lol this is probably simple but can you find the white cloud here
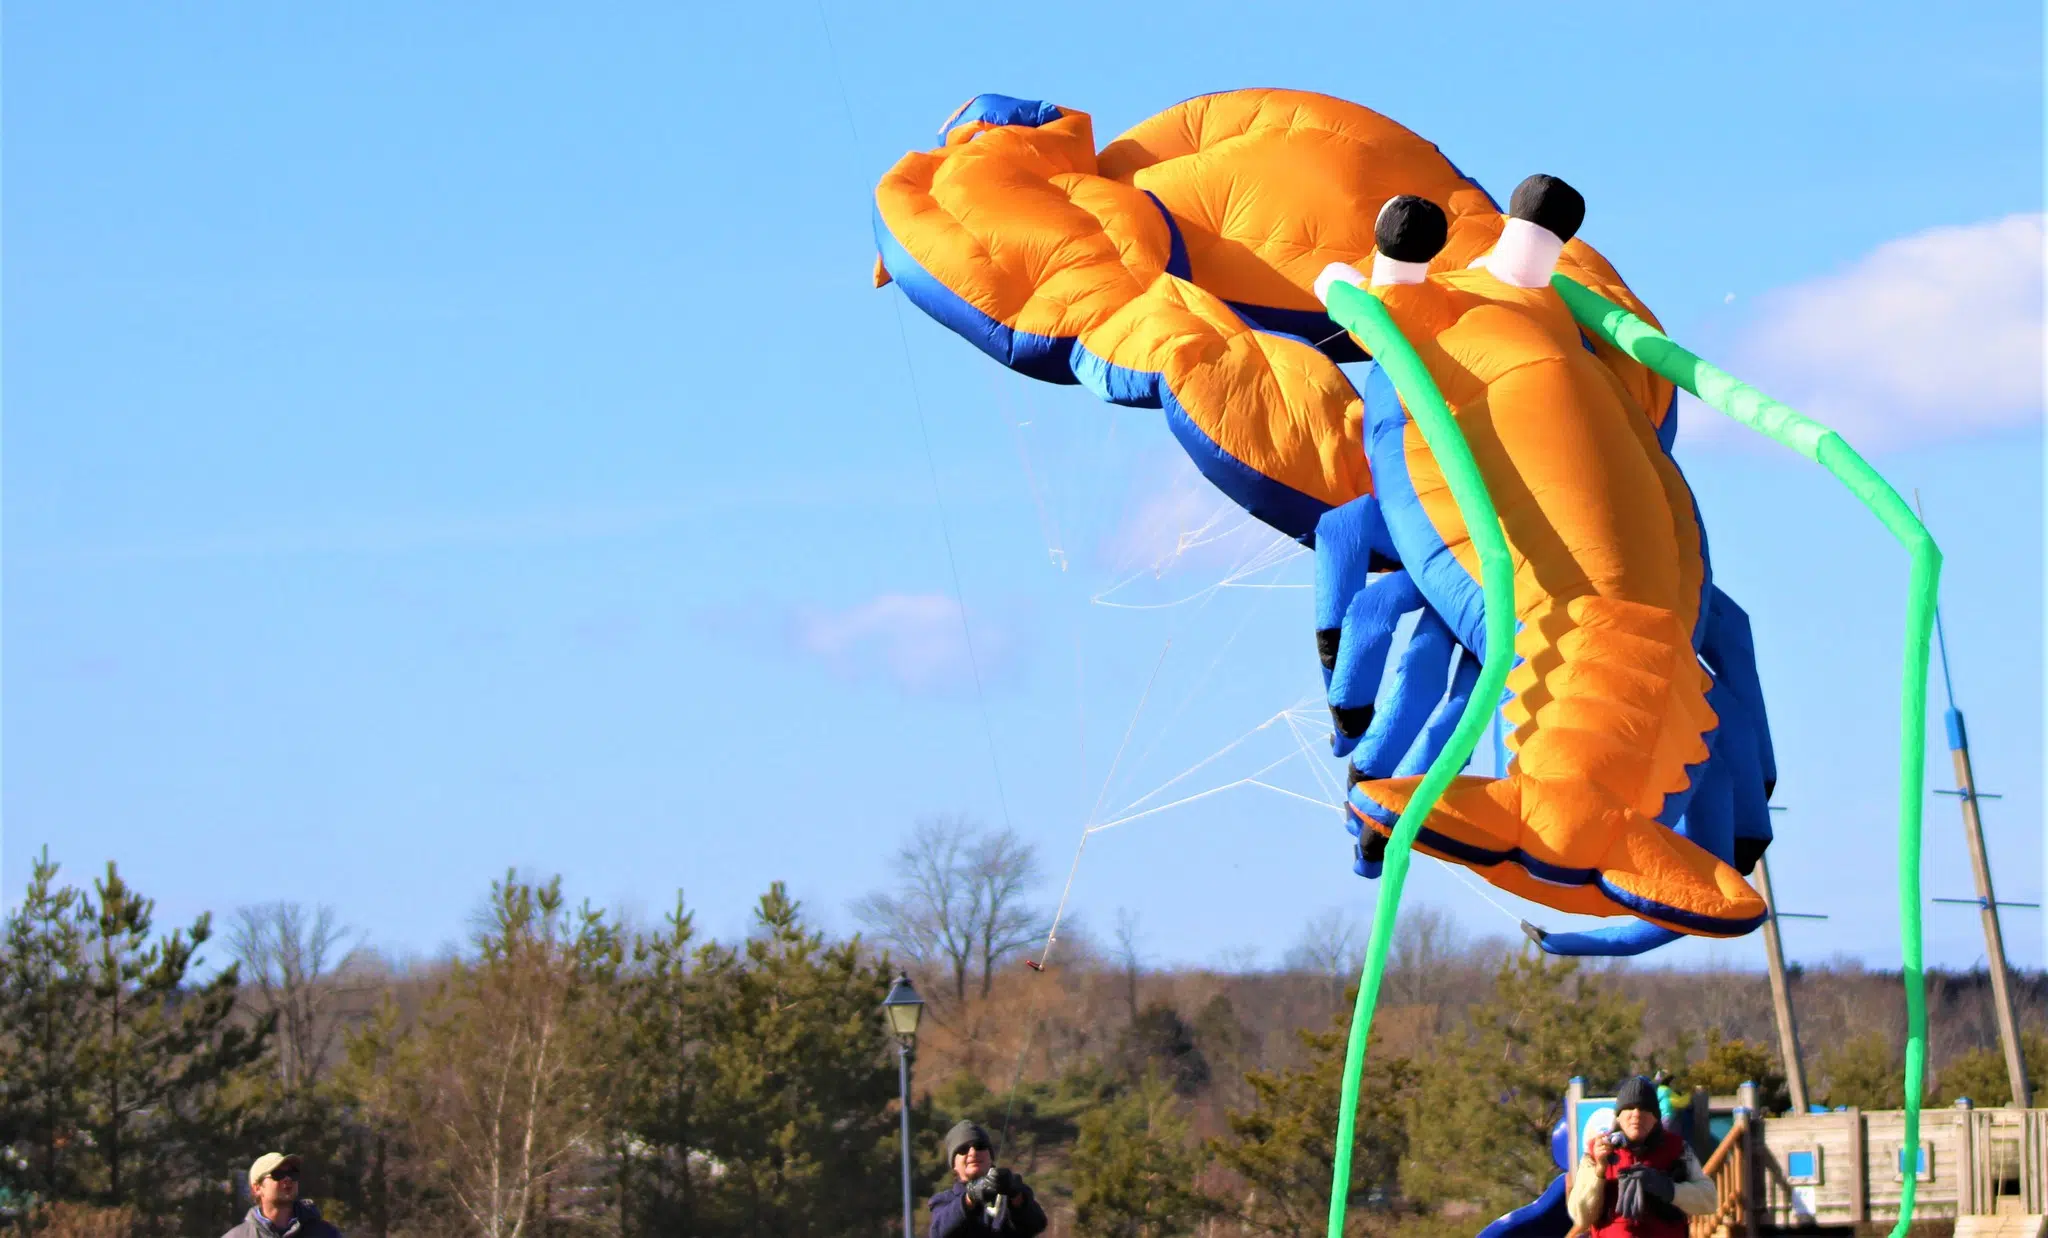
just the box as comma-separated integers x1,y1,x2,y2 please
1677,213,2043,454
789,593,1024,696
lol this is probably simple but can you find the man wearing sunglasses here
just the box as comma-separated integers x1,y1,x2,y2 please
929,1120,1046,1237
220,1153,343,1238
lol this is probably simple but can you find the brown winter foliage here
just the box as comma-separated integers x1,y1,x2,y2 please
3,838,2041,1238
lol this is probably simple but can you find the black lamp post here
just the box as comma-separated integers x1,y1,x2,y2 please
881,972,925,1238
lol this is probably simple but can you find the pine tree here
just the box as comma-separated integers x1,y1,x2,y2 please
688,883,901,1238
75,862,269,1218
1114,1003,1210,1097
615,894,705,1237
0,850,93,1205
1678,1030,1789,1113
1813,1033,1909,1111
332,997,417,1238
1402,951,1643,1215
1070,1073,1206,1238
1933,1032,2048,1108
1208,1005,1414,1238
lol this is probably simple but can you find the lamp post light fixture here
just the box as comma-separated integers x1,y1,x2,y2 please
883,971,925,1042
881,972,925,1238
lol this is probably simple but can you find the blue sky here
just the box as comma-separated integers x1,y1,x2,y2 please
6,2,2043,976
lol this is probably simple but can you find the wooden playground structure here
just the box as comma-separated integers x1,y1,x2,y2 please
1753,1101,2047,1229
1542,539,2042,1238
1715,582,2043,1237
1566,1081,2048,1238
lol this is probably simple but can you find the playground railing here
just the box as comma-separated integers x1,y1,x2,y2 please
1692,1112,1754,1238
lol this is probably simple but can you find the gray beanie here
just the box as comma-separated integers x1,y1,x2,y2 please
942,1119,993,1161
1615,1075,1659,1115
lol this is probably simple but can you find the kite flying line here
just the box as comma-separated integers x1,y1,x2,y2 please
809,2,1020,845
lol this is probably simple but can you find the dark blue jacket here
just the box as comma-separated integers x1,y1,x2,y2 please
929,1179,1048,1238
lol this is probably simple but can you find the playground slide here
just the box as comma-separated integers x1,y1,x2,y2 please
1476,1173,1572,1238
1475,1121,1574,1238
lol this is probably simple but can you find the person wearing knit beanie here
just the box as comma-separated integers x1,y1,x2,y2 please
928,1117,1046,1237
1614,1075,1659,1117
1565,1077,1718,1238
942,1120,993,1164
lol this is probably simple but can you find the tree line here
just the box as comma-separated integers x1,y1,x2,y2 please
1,822,2042,1238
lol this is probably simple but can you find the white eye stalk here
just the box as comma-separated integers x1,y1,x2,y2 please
1484,174,1586,289
1371,253,1430,287
1485,217,1567,288
1314,262,1367,307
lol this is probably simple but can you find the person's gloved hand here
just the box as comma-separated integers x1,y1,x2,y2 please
993,1168,1022,1197
965,1169,1001,1209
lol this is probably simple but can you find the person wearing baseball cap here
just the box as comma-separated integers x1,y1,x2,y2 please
1566,1077,1716,1238
220,1153,342,1238
928,1120,1046,1237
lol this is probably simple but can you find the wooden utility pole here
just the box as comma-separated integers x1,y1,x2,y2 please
1916,495,2031,1109
1753,853,1810,1114
1940,709,2031,1107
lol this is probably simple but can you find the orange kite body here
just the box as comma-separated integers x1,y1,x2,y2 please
872,89,1776,951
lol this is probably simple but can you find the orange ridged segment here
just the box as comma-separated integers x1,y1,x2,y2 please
1354,261,1752,931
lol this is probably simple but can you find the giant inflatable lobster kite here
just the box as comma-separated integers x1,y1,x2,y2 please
871,88,1783,958
870,87,1944,1238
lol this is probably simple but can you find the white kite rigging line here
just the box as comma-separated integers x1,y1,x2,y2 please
1039,696,1335,961
1036,637,1171,970
1031,515,1333,958
992,368,1078,572
1087,749,1329,834
999,375,1312,613
1271,699,1532,933
997,369,1133,578
1115,584,1285,792
1043,684,1526,952
1090,530,1309,610
1112,703,1315,818
1017,399,1324,967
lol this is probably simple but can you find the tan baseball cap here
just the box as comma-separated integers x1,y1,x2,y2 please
248,1153,302,1187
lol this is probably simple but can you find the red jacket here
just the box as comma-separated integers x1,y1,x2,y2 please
1592,1126,1691,1238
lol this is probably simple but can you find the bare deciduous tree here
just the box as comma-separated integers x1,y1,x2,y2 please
1388,902,1463,1007
1284,902,1467,1008
228,902,359,1091
379,873,623,1238
969,826,1042,997
852,816,1045,1001
1283,906,1364,1000
1114,908,1144,1021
